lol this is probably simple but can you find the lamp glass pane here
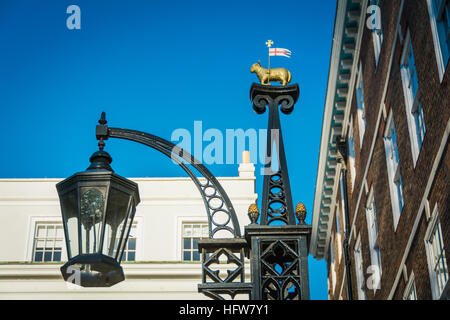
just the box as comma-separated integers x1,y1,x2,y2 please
60,189,79,258
103,188,133,259
80,186,107,254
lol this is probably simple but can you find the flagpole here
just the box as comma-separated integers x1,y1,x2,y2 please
266,40,273,85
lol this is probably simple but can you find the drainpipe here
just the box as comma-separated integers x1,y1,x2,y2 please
337,137,353,300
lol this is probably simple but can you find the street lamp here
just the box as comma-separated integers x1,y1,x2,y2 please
56,146,140,287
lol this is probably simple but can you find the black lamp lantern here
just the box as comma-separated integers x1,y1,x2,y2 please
56,149,140,287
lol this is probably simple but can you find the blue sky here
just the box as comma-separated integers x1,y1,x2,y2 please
0,0,336,299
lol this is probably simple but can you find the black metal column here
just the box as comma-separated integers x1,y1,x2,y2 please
245,83,311,300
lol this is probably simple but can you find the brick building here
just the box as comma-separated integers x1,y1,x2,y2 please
311,0,449,299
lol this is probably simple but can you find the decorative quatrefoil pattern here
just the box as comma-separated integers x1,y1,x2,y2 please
203,248,244,284
260,240,301,300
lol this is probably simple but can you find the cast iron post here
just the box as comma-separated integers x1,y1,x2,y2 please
245,83,311,300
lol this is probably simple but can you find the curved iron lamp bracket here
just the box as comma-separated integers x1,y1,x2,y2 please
95,114,241,239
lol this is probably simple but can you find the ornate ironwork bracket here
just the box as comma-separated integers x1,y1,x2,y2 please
197,238,252,300
95,115,241,239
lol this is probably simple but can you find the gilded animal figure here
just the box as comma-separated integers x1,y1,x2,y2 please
250,61,292,86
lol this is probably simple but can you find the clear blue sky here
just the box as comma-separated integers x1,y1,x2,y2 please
0,0,336,299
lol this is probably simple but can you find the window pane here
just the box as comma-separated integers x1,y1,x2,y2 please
184,238,191,249
34,252,43,262
193,225,201,237
55,240,63,249
37,240,45,248
183,251,191,261
127,252,135,261
44,252,52,262
56,226,64,238
193,251,200,261
37,226,46,238
193,238,199,249
184,224,192,237
46,225,55,238
128,238,136,250
202,225,209,237
53,251,61,262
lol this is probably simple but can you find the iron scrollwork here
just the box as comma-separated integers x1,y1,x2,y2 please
95,113,250,300
97,123,241,239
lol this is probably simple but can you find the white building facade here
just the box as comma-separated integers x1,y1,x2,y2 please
0,159,257,299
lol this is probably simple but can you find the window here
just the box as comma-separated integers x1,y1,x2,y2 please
330,233,337,293
370,0,384,66
339,171,347,235
32,223,64,262
356,63,366,145
354,236,366,300
400,31,426,166
403,273,418,300
365,188,382,282
427,0,450,81
425,207,449,299
335,203,343,263
384,111,405,230
121,224,137,262
182,223,208,262
336,205,341,235
348,117,357,190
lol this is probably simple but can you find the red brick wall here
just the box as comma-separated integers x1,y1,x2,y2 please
328,0,449,300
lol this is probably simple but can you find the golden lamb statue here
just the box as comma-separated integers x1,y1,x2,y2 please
250,61,292,86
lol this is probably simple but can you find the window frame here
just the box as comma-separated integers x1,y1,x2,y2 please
335,203,343,263
181,221,209,262
403,272,418,300
365,187,382,280
26,217,67,262
370,0,384,67
356,62,367,146
383,110,405,231
354,234,367,300
348,117,357,191
400,30,427,167
426,0,450,82
120,222,138,262
424,205,449,299
330,232,337,294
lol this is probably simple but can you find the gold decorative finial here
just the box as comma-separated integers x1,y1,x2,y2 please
265,39,274,48
248,203,260,224
295,202,307,225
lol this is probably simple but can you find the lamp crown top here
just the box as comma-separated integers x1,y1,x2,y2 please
86,150,113,172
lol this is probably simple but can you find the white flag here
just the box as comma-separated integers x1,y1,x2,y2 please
269,48,291,58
